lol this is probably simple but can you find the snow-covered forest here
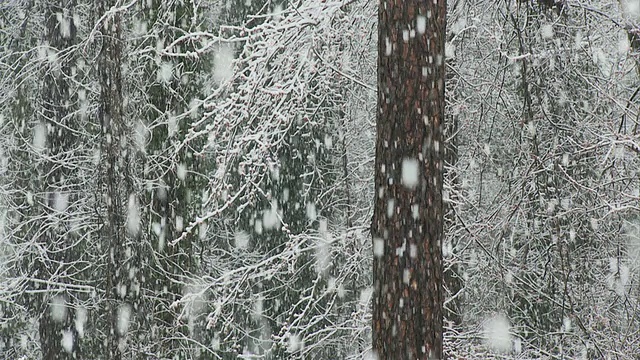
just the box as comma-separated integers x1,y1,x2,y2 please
1,0,640,358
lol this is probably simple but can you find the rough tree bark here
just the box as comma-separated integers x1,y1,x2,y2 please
372,0,446,359
443,0,463,327
39,1,80,358
95,5,130,359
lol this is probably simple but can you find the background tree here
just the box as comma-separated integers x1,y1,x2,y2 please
36,2,82,357
446,0,640,357
0,1,96,358
122,1,215,356
172,1,377,358
3,0,640,359
93,1,134,358
443,0,465,328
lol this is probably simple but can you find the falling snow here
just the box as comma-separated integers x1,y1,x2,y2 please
401,158,420,189
126,193,140,236
254,218,263,234
373,238,384,258
386,198,395,217
622,0,640,17
315,236,331,274
324,134,333,149
445,41,455,59
483,314,512,353
540,24,554,39
56,13,72,39
234,230,250,249
75,307,87,338
53,192,69,212
134,121,149,152
157,62,173,84
213,46,235,84
33,123,47,152
262,202,280,230
416,15,426,34
177,163,187,181
607,257,630,296
117,304,132,336
358,287,373,310
287,333,303,353
306,202,317,221
61,330,74,353
49,296,67,323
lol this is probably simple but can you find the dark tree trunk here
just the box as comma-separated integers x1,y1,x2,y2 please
443,5,463,326
135,2,208,356
39,1,80,358
95,5,128,360
372,0,446,359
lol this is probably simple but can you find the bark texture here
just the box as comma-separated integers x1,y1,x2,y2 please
372,0,446,358
95,5,129,359
39,1,80,358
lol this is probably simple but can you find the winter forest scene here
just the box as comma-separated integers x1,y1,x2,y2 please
3,0,640,358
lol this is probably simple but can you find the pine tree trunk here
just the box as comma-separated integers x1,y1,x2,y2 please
372,0,446,358
95,5,128,359
39,1,80,358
